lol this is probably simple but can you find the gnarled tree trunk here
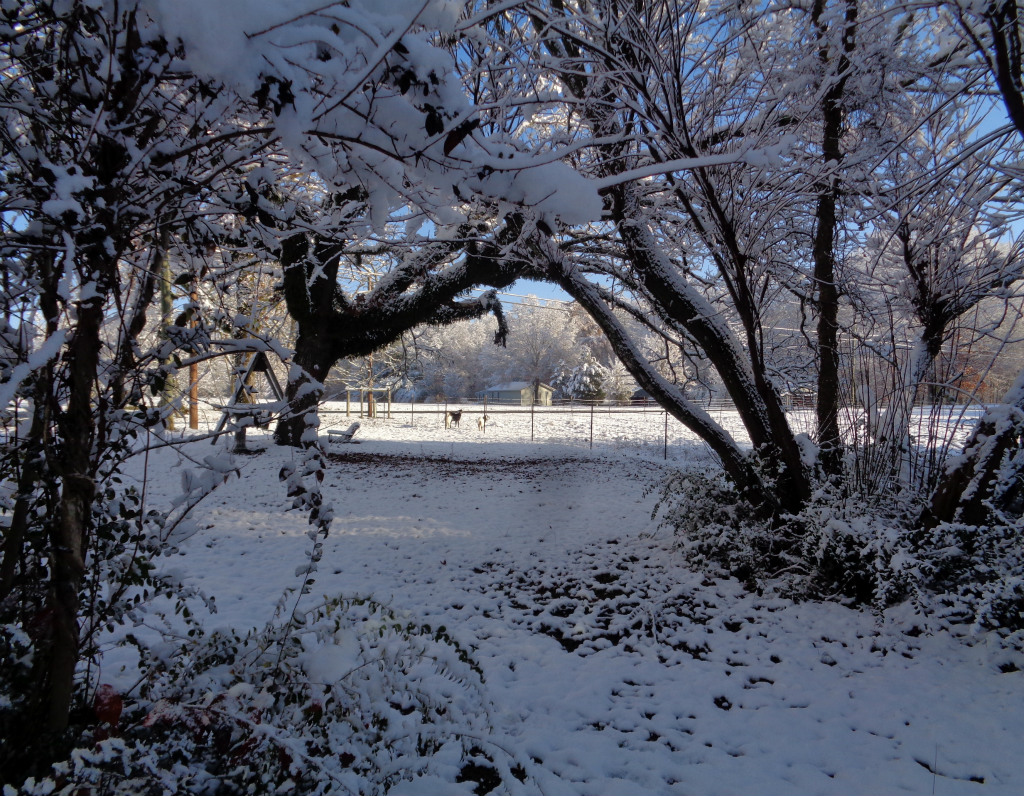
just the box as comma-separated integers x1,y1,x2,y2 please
922,368,1024,528
274,225,522,447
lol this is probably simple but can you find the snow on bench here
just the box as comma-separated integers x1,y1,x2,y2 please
327,421,360,443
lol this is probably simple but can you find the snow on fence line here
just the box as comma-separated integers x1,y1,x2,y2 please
157,399,983,465
320,400,683,458
310,400,984,463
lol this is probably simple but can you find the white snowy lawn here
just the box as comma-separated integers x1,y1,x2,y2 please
113,404,1024,795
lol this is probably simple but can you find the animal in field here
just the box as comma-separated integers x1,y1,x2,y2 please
477,414,489,431
445,409,462,429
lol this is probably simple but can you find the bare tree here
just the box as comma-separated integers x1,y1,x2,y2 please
914,0,1024,526
471,0,1024,537
1,0,609,774
272,222,524,446
0,1,281,769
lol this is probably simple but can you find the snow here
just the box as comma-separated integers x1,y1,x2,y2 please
107,404,1024,795
40,164,94,220
144,0,336,89
301,632,361,683
0,330,66,409
475,162,604,226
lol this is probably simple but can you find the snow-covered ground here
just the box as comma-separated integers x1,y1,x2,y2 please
108,406,1024,795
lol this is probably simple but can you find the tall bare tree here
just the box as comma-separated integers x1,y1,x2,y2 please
466,0,1024,536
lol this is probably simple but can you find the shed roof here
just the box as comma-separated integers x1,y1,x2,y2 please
481,381,552,392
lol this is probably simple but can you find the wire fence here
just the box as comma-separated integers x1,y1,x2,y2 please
163,391,987,468
316,397,985,465
320,399,750,461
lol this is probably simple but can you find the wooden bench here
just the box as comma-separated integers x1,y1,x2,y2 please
327,421,360,443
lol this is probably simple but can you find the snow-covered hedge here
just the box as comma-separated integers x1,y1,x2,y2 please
653,467,1024,646
13,595,508,796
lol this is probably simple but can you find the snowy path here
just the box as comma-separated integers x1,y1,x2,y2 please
121,419,1024,796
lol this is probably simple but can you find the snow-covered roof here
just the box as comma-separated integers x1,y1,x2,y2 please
480,381,553,392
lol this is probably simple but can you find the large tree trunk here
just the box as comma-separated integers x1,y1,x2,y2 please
273,233,343,448
274,328,336,448
811,0,857,477
608,186,813,516
40,294,102,736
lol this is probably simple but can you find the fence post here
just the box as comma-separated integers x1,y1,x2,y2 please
590,402,594,450
346,390,350,418
664,410,668,460
531,400,535,442
483,396,487,434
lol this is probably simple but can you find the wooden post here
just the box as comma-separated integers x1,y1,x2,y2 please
346,390,350,417
387,388,391,419
189,365,199,429
234,424,248,453
483,396,487,434
189,287,199,430
590,402,594,450
157,228,175,431
367,345,374,417
531,399,535,442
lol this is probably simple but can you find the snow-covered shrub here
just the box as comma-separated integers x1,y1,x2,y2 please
0,407,213,782
654,467,1024,640
902,517,1024,642
651,469,772,586
785,502,1024,637
784,487,909,606
655,467,911,603
14,595,500,796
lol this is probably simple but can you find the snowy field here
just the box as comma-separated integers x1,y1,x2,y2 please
107,405,1024,795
